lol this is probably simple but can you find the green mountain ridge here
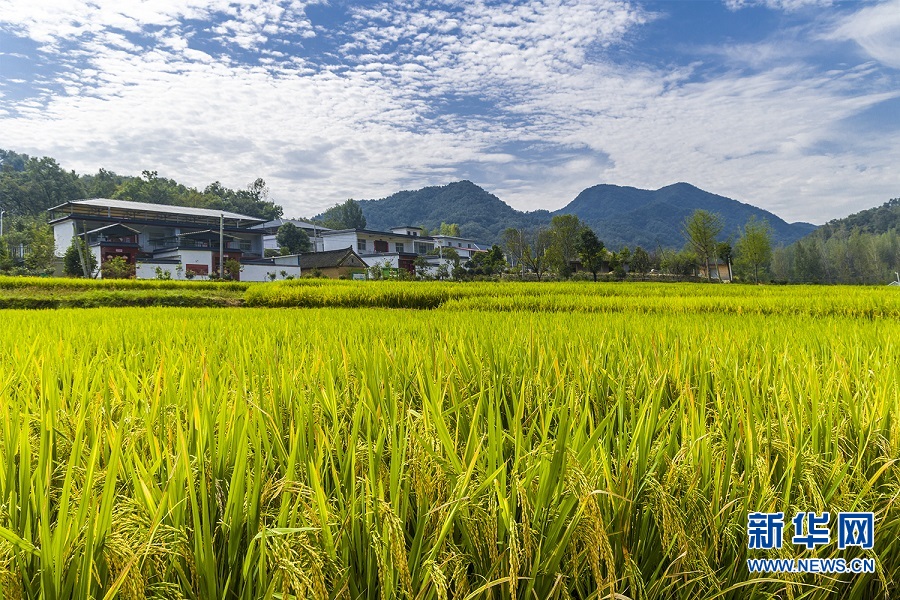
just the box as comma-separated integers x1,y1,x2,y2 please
803,197,900,242
354,180,817,249
356,181,550,243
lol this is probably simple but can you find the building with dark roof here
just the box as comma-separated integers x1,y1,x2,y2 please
49,198,301,281
298,247,368,279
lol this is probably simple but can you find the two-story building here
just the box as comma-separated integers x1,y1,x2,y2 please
320,226,439,272
48,198,302,281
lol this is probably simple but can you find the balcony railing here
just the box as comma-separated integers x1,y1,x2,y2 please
150,239,244,251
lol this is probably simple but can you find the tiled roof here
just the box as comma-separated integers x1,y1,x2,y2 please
298,247,366,269
53,198,262,222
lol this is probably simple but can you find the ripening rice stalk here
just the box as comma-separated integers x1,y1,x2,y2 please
0,281,896,599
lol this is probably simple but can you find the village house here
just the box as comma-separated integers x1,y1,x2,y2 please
298,247,368,279
48,198,302,281
319,226,483,274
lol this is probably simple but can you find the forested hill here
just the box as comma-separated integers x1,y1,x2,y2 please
770,196,900,285
356,181,550,242
358,180,816,248
560,182,817,250
804,197,900,241
0,148,283,221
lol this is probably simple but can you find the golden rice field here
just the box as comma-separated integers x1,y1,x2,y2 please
0,281,898,599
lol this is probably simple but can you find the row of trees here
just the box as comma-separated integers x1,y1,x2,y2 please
1,150,283,220
772,229,900,284
498,210,774,283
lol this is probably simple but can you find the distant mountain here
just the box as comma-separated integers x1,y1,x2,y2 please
356,181,549,243
354,180,816,249
804,197,900,242
558,182,817,250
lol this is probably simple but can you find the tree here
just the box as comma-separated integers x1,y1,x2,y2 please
83,168,123,198
429,245,460,266
223,258,243,281
631,246,651,276
661,249,698,276
276,222,311,255
435,262,450,280
24,223,55,273
617,247,631,278
576,229,605,281
64,237,97,277
413,255,431,279
319,199,366,230
547,214,585,278
684,209,723,281
102,256,135,279
467,244,506,276
734,217,772,284
794,239,825,283
0,236,12,271
439,222,461,236
502,227,527,279
522,226,552,280
717,242,734,281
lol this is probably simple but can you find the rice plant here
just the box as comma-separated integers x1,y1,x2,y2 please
0,284,897,599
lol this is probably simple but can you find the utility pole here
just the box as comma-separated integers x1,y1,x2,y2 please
219,213,224,278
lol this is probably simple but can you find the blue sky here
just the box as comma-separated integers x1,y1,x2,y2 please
0,0,897,223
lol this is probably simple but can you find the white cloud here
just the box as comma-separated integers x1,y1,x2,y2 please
829,0,900,69
0,0,897,225
724,0,833,11
0,0,321,49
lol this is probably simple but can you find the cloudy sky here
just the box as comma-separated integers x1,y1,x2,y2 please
0,0,897,223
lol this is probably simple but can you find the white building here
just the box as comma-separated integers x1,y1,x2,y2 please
430,235,480,260
251,218,331,253
318,226,483,275
48,198,302,281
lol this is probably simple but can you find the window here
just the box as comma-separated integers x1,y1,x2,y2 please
374,240,389,252
358,238,367,251
396,243,404,253
416,243,429,254
467,243,472,249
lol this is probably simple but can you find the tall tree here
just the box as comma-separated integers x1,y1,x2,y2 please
734,217,772,284
319,199,366,230
23,223,56,273
276,222,312,255
684,209,723,281
64,237,97,277
577,229,605,281
502,227,527,279
439,222,461,236
631,246,651,276
547,214,586,278
522,226,552,281
83,168,123,198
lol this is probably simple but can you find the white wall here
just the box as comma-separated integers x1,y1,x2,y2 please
322,232,358,252
135,262,182,280
361,253,399,268
53,221,76,257
242,264,301,282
